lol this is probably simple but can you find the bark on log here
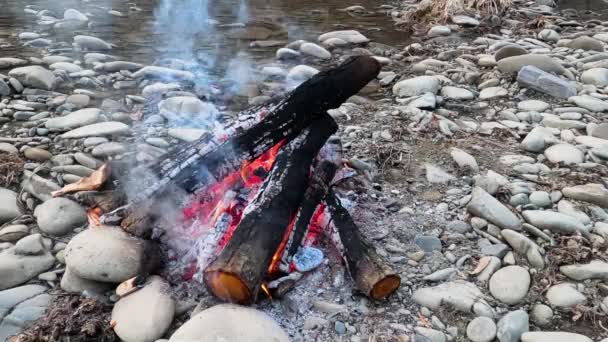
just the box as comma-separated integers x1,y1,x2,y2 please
204,114,338,304
126,56,381,206
324,191,401,300
283,137,343,263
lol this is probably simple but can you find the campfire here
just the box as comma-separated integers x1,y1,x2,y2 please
82,56,400,305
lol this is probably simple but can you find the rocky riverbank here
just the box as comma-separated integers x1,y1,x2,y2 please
1,0,608,341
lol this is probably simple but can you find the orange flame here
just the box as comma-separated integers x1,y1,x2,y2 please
87,207,103,227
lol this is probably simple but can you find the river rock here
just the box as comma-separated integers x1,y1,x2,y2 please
546,283,586,307
592,123,608,140
23,147,52,162
489,266,530,305
64,8,88,21
276,48,300,60
112,276,175,342
20,171,60,202
501,229,545,269
300,42,331,59
412,281,485,312
451,15,479,26
570,95,608,112
98,61,143,72
60,266,112,294
518,100,549,112
497,310,529,342
581,68,608,86
562,183,608,208
45,108,100,131
497,55,566,74
8,66,55,90
450,147,479,173
544,144,584,165
466,317,496,342
530,304,553,326
74,35,112,50
50,62,82,73
393,76,439,97
517,66,576,99
132,66,194,81
15,234,44,255
34,198,87,236
0,143,17,154
428,26,451,37
560,260,608,280
0,225,29,242
0,188,23,224
538,29,560,42
0,58,27,69
287,65,319,82
92,142,126,157
158,96,218,125
61,122,130,138
521,332,591,342
0,284,46,319
425,163,454,183
169,304,289,342
0,246,54,290
0,292,51,341
479,87,507,99
467,187,521,230
318,30,369,44
557,200,591,224
65,226,159,283
568,36,604,52
167,128,205,142
415,327,447,342
522,210,587,235
441,86,474,100
495,45,528,61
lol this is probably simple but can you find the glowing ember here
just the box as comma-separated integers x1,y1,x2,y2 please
87,207,103,227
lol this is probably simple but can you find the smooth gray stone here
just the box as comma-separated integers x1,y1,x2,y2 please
517,66,576,99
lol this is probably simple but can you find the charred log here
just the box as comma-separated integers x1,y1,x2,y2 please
204,114,338,304
282,137,343,263
324,191,401,300
126,56,381,206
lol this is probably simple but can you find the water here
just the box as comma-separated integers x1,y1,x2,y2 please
0,0,404,78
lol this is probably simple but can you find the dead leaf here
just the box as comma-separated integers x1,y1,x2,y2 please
109,320,117,328
116,277,138,297
52,163,110,197
469,256,491,275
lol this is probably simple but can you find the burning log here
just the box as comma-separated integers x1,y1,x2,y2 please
282,137,343,264
324,191,401,300
125,55,381,205
204,114,338,304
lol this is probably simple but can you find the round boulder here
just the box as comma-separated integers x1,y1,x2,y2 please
34,198,87,236
169,304,289,342
568,36,604,52
489,266,530,305
581,68,608,87
466,317,497,342
65,226,160,283
112,276,175,342
544,144,584,165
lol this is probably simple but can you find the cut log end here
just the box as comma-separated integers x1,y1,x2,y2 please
204,271,253,304
369,274,401,300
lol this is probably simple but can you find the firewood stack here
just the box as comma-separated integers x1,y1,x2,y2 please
108,55,401,304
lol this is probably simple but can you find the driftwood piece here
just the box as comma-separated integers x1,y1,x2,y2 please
204,114,338,304
324,191,401,300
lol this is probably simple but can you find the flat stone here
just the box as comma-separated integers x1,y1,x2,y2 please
20,171,60,202
497,310,529,342
467,187,521,231
0,284,46,319
158,97,218,125
167,128,206,142
393,76,440,97
441,86,475,100
557,200,591,225
501,229,545,269
546,283,586,307
560,260,608,280
581,68,608,86
112,276,175,342
45,108,100,131
0,225,29,242
15,234,44,255
23,147,52,162
65,226,159,283
428,26,451,37
450,148,479,173
570,95,608,112
498,55,566,75
318,30,369,44
300,43,331,59
8,66,55,90
529,191,551,207
522,210,587,235
466,317,496,342
74,35,112,50
538,29,560,42
517,66,576,99
132,66,194,81
92,142,126,157
412,281,485,312
61,122,130,139
521,332,591,342
169,304,289,342
495,45,528,62
518,100,549,112
414,235,442,253
489,266,530,305
34,198,87,236
0,143,18,154
479,87,508,100
568,36,604,51
0,293,50,341
562,183,608,208
287,65,319,82
425,163,454,183
50,62,82,73
415,327,447,342
0,188,23,224
451,15,479,26
544,144,584,165
0,246,54,290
